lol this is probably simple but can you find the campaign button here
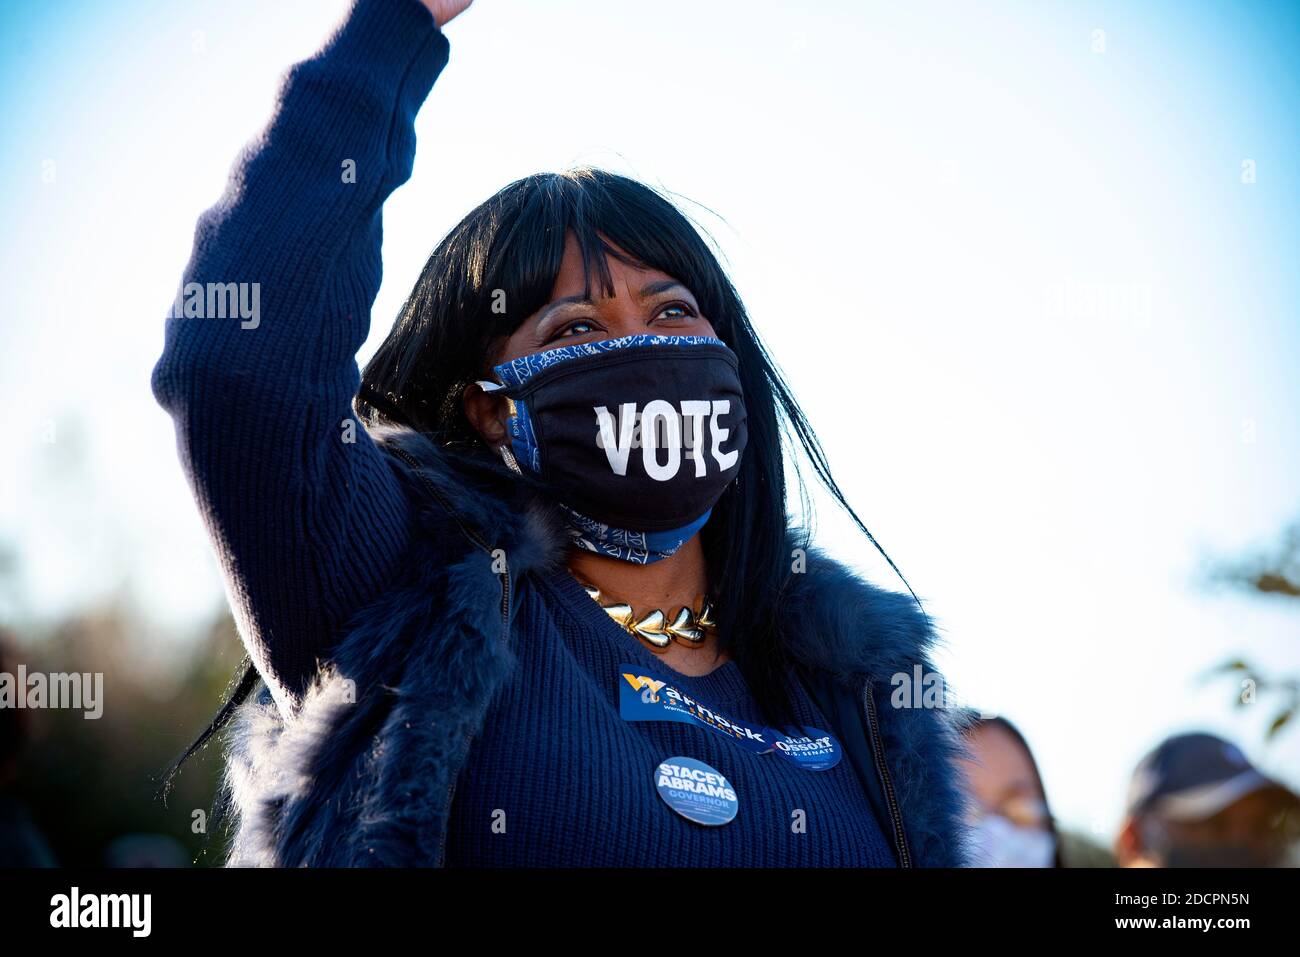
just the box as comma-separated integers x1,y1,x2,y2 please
769,727,843,771
654,756,738,826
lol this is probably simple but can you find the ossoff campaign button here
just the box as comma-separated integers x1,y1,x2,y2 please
655,757,739,826
769,727,843,771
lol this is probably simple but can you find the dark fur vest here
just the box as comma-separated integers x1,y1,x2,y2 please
222,427,973,867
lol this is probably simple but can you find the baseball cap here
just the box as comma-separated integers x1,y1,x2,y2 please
1126,732,1297,822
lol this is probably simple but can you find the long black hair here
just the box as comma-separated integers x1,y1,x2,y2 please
165,167,920,795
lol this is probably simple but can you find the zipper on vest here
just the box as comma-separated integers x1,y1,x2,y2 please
862,678,913,867
385,445,513,867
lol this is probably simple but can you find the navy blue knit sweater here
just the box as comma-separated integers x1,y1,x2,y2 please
153,0,441,707
153,0,896,866
446,566,895,866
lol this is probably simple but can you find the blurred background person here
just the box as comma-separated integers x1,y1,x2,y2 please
960,714,1115,867
960,715,1062,867
1116,731,1300,867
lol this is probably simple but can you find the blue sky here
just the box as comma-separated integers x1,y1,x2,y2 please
2,0,1298,840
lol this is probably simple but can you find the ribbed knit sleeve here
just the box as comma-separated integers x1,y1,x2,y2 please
150,0,451,713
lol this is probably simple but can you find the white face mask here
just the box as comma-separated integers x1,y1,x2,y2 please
968,814,1057,868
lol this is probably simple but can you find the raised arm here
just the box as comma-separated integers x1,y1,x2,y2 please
151,0,468,713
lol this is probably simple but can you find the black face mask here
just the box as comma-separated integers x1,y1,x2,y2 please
478,336,747,553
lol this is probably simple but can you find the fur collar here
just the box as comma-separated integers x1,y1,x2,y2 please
223,427,971,867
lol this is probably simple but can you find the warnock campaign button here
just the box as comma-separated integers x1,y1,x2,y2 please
769,727,843,771
620,665,773,755
655,757,739,826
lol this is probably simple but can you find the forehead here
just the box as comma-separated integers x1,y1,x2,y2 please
962,723,1044,801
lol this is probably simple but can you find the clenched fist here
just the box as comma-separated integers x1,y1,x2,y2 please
420,0,474,28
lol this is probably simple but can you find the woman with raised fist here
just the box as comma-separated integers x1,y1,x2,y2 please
154,0,969,867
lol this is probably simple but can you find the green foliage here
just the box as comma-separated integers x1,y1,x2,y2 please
1208,520,1300,741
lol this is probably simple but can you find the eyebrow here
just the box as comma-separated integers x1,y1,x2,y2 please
535,279,690,327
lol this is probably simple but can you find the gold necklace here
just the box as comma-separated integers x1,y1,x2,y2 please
574,578,717,653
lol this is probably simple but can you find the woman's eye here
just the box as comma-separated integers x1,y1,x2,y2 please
559,319,595,337
657,302,695,321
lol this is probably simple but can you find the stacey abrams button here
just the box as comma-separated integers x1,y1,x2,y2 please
655,757,738,826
